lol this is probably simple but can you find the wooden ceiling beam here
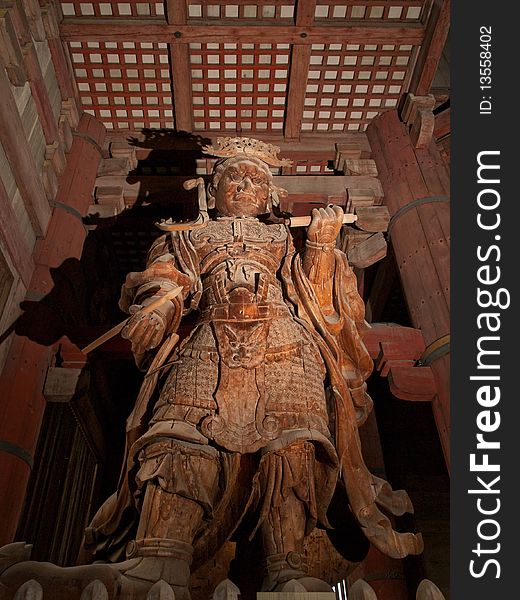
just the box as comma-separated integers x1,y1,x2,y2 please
295,0,317,27
169,43,193,132
284,45,311,141
165,1,193,132
165,0,187,26
104,130,369,151
284,1,315,141
60,21,425,45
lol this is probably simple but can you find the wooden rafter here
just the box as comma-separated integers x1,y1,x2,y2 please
60,21,425,45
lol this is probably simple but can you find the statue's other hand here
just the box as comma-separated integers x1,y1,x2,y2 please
121,308,168,354
307,204,344,246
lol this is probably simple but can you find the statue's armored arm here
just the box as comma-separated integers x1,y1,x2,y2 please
120,233,192,357
301,205,345,313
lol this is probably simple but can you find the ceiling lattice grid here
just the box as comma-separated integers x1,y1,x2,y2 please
70,41,174,130
60,0,426,21
313,1,424,21
60,0,430,135
61,1,164,17
190,42,290,133
302,42,416,133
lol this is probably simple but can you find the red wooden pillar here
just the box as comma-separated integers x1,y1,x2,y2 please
0,113,105,545
366,110,450,468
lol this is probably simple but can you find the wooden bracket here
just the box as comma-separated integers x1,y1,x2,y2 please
0,8,27,86
363,324,438,401
400,93,436,149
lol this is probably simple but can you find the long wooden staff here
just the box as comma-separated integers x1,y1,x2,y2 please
286,213,357,227
81,286,183,354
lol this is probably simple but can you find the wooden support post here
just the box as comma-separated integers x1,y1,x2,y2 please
0,336,52,546
0,114,105,546
36,113,105,265
367,110,450,468
400,93,436,149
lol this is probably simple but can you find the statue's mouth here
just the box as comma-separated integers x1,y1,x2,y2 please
233,193,259,203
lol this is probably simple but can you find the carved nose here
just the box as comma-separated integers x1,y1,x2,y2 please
237,177,253,192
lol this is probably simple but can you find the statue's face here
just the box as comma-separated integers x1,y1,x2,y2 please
214,159,271,217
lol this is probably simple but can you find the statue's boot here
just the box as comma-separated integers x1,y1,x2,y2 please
111,457,216,600
259,442,335,593
114,538,193,600
260,442,332,592
261,553,334,593
262,552,307,591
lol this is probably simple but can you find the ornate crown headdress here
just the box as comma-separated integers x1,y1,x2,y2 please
202,137,293,167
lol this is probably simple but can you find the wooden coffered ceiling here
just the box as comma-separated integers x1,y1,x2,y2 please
58,0,450,140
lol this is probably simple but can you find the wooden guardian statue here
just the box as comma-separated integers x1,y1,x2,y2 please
0,138,423,599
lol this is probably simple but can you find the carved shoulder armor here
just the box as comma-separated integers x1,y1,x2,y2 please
190,219,287,248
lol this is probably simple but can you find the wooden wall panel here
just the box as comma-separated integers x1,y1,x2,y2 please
0,142,36,254
34,39,62,125
0,65,50,237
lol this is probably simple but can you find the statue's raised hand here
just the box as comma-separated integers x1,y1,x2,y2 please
307,205,344,247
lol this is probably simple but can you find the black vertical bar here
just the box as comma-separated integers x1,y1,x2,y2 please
452,1,516,597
